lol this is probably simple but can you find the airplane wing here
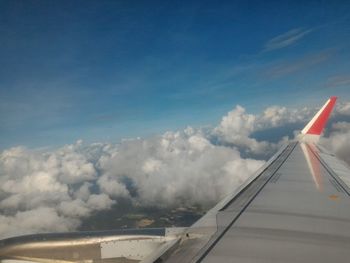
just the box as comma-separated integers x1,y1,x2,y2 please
1,96,350,263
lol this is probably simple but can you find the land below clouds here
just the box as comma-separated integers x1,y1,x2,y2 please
79,198,206,231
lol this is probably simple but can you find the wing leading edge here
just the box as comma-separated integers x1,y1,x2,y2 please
1,97,350,263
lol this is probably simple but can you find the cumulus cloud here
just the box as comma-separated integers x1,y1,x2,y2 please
0,143,119,238
257,106,312,129
0,128,266,238
336,101,350,116
213,104,313,156
214,105,272,155
321,122,350,166
99,130,264,207
1,100,349,239
0,207,80,238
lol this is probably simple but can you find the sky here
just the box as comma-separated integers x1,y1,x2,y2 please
2,0,350,239
1,0,350,148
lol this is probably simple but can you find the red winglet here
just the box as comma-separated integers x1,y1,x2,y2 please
301,96,337,135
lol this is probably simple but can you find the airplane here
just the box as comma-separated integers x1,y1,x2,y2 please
1,96,349,263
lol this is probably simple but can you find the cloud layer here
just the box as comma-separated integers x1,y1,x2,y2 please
1,101,350,238
0,130,264,238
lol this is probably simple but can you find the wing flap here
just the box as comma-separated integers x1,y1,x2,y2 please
0,228,184,263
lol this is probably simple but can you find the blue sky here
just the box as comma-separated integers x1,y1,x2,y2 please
1,0,350,149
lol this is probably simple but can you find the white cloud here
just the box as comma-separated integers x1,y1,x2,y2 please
86,194,115,211
0,207,79,238
213,104,313,155
257,106,312,129
74,182,93,201
336,102,350,116
321,122,350,165
59,199,91,218
97,130,265,207
0,142,122,238
0,129,266,238
214,105,270,155
97,176,130,198
142,158,163,173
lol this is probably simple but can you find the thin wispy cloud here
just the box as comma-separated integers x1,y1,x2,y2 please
263,28,312,52
263,48,334,78
326,75,350,88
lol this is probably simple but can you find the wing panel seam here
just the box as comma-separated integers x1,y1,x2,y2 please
194,142,298,263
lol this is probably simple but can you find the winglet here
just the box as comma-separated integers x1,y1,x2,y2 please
301,96,337,136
